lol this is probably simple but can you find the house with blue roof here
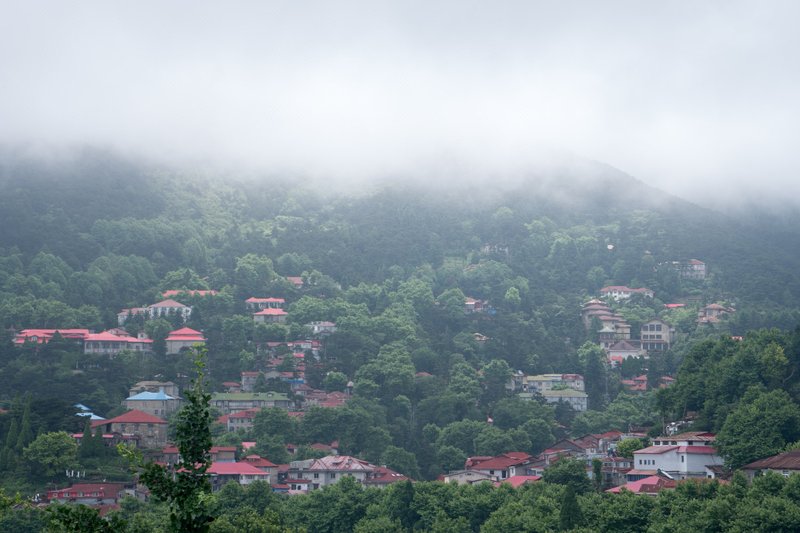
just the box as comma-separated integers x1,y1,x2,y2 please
122,390,182,418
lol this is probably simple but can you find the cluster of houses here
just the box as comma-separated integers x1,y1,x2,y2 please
582,279,735,366
509,373,589,412
442,430,726,495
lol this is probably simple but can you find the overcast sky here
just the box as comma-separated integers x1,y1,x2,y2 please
1,1,799,205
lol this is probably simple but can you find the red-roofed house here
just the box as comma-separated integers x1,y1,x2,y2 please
84,330,152,355
621,375,649,393
464,452,532,481
289,455,382,490
494,475,541,488
286,276,304,288
13,328,91,346
362,466,410,487
607,474,676,495
633,432,722,480
246,297,286,311
92,410,168,448
147,299,192,320
47,482,128,505
243,454,279,478
208,462,271,490
253,308,288,324
165,327,206,355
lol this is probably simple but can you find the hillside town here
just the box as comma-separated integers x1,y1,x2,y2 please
5,255,771,517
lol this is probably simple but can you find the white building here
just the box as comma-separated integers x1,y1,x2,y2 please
633,432,722,480
535,389,588,412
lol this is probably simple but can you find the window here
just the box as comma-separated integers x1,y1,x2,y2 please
681,456,685,463
330,473,336,479
314,473,319,479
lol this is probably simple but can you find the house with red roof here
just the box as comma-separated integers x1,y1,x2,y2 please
621,375,649,393
91,409,168,449
13,328,91,346
286,276,304,289
47,482,128,505
494,475,541,488
633,432,721,480
606,474,677,495
253,308,288,324
243,454,279,478
165,327,206,355
84,330,153,356
362,466,410,488
464,452,532,481
246,297,286,311
287,455,406,490
208,461,271,490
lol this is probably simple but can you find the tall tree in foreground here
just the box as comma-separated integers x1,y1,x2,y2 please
125,346,214,532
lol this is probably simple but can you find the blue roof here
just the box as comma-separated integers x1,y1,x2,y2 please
76,412,106,421
126,391,176,401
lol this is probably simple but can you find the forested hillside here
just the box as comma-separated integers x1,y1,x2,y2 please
2,149,800,531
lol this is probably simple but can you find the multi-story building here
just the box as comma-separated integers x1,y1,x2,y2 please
165,327,206,355
640,319,675,352
91,409,168,449
632,432,722,480
123,390,181,418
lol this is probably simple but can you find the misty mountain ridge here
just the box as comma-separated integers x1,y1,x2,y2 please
1,145,799,309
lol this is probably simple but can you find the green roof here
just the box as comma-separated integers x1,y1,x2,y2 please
540,389,588,398
211,392,290,401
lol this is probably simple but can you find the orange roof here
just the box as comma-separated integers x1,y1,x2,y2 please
254,308,288,316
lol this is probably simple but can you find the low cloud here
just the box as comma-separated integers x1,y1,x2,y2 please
1,1,799,206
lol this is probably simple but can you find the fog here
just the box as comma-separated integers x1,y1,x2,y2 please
1,1,799,207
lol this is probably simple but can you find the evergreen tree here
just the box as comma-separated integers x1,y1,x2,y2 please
559,485,582,531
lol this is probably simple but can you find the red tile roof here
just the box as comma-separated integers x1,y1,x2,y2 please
466,452,532,470
93,409,166,427
607,475,676,494
165,327,206,342
254,308,288,316
207,462,270,476
150,299,189,308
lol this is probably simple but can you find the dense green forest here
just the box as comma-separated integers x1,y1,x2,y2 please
2,148,800,531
